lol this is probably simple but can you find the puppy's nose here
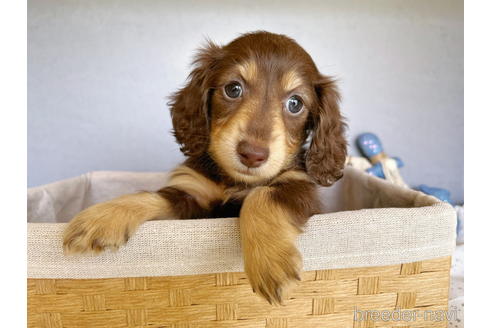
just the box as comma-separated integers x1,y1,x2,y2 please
237,140,269,168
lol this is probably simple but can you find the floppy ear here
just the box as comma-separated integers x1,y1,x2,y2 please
169,42,224,157
306,76,347,186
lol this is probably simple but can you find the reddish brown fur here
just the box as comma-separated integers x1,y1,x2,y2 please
170,31,346,186
63,31,347,305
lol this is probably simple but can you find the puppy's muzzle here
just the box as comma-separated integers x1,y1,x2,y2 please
237,140,269,168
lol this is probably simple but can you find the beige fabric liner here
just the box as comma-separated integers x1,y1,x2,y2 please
27,167,456,279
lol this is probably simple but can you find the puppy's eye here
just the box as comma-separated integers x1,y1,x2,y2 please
286,95,303,114
224,82,243,99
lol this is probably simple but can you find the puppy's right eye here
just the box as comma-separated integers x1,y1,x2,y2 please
224,82,243,99
286,95,304,114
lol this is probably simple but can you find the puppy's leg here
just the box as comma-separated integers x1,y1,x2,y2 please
63,166,224,254
63,192,172,254
240,171,320,305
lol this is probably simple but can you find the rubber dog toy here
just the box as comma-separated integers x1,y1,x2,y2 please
356,133,404,179
355,132,454,204
366,158,404,179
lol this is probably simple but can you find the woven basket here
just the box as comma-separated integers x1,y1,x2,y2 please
27,167,456,328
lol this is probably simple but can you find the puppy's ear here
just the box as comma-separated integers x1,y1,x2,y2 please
306,76,347,186
169,41,224,157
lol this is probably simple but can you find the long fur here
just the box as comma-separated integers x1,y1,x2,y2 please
63,31,347,305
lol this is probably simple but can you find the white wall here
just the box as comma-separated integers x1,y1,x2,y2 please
28,0,464,203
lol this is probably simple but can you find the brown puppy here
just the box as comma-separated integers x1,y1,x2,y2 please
63,31,347,305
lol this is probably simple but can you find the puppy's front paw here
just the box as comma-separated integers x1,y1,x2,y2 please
244,242,302,305
63,202,138,254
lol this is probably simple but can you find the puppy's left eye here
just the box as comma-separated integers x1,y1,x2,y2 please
286,95,304,114
224,82,243,99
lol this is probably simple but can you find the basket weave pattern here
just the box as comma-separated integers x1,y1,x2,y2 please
28,256,451,328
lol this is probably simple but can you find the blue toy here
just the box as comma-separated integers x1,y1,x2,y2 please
366,159,404,178
357,132,384,159
356,132,453,204
356,133,404,179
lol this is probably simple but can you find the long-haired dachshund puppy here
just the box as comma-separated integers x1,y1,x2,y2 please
63,31,347,305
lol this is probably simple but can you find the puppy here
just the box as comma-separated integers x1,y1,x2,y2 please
63,31,347,305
